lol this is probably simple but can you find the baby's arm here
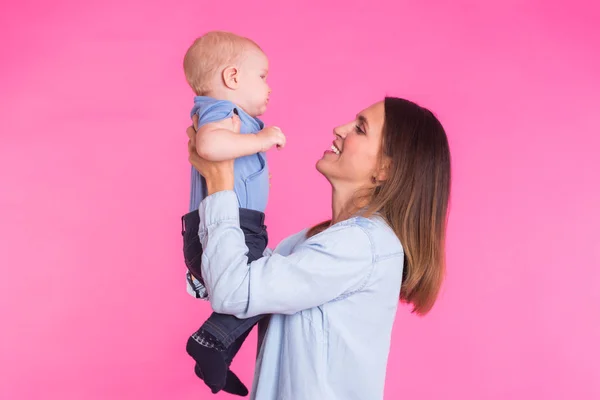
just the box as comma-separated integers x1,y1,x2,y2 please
196,118,285,161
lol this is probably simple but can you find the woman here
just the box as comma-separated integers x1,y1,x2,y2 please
187,97,451,399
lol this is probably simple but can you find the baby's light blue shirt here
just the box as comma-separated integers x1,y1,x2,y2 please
189,96,269,213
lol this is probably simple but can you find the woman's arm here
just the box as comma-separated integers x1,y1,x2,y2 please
185,246,274,300
185,121,372,317
199,191,374,318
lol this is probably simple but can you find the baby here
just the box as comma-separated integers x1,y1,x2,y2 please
181,31,285,395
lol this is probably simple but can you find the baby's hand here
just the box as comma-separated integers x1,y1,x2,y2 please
257,126,286,152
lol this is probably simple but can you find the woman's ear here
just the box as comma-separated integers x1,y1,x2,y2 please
375,156,392,182
222,66,239,89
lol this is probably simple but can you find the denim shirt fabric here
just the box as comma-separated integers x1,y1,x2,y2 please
196,191,405,400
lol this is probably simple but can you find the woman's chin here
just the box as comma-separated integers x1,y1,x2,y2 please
315,158,328,175
316,157,337,181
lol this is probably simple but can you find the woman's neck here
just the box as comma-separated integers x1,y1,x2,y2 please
331,184,369,225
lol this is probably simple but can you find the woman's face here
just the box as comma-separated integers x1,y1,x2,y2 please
316,101,385,190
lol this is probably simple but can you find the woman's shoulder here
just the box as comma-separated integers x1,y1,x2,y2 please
273,228,310,256
339,215,404,260
302,215,404,260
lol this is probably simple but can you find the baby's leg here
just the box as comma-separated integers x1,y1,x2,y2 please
193,206,268,346
186,207,269,395
181,210,205,297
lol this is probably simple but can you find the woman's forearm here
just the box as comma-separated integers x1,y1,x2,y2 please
205,172,235,196
198,191,376,318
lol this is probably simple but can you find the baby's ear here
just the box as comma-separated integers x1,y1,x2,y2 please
222,66,239,89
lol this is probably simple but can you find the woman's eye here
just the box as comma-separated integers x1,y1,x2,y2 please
355,125,365,134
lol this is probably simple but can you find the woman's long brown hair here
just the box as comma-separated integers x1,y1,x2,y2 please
307,97,451,315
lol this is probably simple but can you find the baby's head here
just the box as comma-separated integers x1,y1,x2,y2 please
184,31,270,117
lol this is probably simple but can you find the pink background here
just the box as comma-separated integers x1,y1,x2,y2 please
1,0,599,399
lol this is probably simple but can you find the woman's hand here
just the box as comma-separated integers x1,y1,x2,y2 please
187,114,236,195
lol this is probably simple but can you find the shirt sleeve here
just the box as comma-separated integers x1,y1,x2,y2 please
185,248,274,300
199,191,375,318
192,99,238,128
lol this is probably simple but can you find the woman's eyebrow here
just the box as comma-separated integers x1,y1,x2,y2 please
357,115,369,130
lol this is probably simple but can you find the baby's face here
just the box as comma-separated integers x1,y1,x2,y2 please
235,49,271,117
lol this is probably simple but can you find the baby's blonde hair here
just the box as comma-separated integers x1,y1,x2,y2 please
183,31,262,96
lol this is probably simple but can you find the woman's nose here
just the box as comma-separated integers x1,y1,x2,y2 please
333,124,346,139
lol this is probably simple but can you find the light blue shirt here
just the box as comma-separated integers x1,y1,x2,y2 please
197,191,405,400
189,96,269,212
